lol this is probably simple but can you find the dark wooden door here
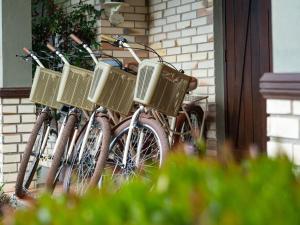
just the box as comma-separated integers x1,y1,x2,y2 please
224,0,272,151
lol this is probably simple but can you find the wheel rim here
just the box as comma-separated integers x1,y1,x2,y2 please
104,123,163,184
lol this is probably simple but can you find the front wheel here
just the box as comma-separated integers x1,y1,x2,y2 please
102,117,169,184
15,111,50,198
45,113,77,192
63,114,111,194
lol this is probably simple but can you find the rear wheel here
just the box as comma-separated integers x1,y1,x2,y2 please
63,114,111,194
174,104,206,149
101,117,169,184
15,111,49,198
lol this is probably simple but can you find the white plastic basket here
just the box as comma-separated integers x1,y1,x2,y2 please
57,64,95,111
88,61,136,115
134,60,191,117
29,66,63,109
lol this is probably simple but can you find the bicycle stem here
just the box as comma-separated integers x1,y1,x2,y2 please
122,42,141,64
82,44,98,65
54,49,69,65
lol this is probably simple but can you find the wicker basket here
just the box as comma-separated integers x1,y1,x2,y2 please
88,61,136,115
29,66,63,109
57,64,95,111
134,60,191,117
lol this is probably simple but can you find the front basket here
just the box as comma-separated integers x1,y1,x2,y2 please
29,66,63,109
134,60,191,117
57,64,95,111
88,61,136,116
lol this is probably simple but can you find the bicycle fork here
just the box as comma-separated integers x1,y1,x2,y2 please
77,107,104,163
122,105,144,168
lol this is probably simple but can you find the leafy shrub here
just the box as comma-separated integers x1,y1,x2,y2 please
32,0,101,69
0,185,10,217
5,153,300,225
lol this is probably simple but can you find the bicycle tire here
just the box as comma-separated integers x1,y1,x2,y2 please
101,117,169,183
63,114,111,194
174,104,206,145
45,113,77,192
15,111,49,198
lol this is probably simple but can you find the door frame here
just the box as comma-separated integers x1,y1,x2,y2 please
214,0,226,149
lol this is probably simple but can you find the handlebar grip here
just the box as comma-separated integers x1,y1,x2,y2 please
70,34,83,45
23,47,31,55
46,43,56,52
100,34,117,43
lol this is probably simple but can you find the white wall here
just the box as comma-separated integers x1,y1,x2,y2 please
272,0,300,73
1,0,32,87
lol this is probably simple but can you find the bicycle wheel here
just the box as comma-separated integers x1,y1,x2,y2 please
174,104,206,145
102,117,169,184
45,113,77,193
15,111,49,198
63,114,111,194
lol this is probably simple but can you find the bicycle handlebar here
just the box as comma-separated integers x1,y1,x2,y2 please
23,47,31,55
69,34,98,64
46,43,56,53
46,43,69,64
100,34,117,43
21,48,45,68
70,34,83,45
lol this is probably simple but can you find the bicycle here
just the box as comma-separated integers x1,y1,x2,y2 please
97,35,207,183
15,48,64,198
42,42,101,193
61,34,139,194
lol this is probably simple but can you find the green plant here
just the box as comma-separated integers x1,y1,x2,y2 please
6,152,300,225
32,0,101,69
0,184,10,217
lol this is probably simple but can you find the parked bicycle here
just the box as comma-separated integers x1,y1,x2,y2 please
15,48,64,198
61,35,133,194
94,35,207,184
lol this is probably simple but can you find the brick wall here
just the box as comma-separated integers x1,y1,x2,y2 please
148,0,216,153
266,99,300,165
0,98,36,192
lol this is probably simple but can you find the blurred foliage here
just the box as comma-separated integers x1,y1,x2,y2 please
0,185,10,217
32,0,102,70
5,152,300,225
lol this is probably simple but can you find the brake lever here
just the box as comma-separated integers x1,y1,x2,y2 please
16,54,30,59
39,50,55,59
71,42,85,53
